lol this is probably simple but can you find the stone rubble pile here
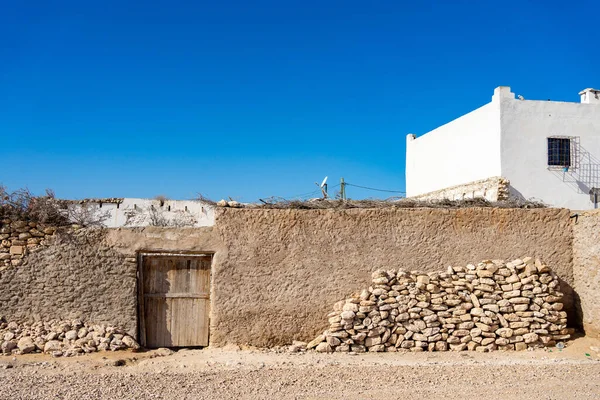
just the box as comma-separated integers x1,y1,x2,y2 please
0,219,56,270
0,318,140,357
216,199,243,208
307,258,572,353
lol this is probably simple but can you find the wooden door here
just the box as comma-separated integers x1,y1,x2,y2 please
140,254,211,348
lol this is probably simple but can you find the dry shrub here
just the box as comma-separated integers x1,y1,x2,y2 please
0,185,111,227
154,195,169,207
196,193,217,206
65,203,111,227
123,203,196,227
0,186,69,225
250,197,546,210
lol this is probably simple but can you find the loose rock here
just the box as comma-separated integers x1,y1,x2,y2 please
305,258,570,353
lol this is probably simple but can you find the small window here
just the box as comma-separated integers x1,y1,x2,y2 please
547,138,571,167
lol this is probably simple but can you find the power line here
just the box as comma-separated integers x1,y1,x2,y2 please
345,182,405,194
288,189,322,199
292,184,342,200
261,182,401,203
296,184,340,200
264,183,342,202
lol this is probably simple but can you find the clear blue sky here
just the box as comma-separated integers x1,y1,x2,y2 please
1,1,598,201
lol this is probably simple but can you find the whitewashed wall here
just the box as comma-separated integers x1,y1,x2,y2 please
406,86,600,209
405,89,503,197
69,198,215,227
500,92,600,210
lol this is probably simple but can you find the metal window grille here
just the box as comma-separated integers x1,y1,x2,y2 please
547,138,571,166
547,136,579,171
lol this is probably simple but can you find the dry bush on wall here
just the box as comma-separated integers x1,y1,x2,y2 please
246,197,547,210
123,201,197,227
0,185,111,227
0,186,68,226
196,193,217,206
65,203,111,227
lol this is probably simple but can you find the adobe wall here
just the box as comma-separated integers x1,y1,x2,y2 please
572,210,600,337
0,208,576,349
211,207,573,347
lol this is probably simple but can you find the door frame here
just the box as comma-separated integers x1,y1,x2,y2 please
137,251,214,348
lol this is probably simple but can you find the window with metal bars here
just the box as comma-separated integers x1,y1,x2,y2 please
547,138,571,167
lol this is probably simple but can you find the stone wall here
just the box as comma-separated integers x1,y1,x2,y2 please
407,177,510,202
0,230,137,336
211,207,573,347
0,219,57,270
572,210,600,337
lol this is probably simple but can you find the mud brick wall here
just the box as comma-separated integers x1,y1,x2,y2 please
211,208,573,347
572,210,600,337
0,208,575,348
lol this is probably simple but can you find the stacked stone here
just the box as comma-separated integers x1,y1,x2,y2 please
0,319,140,357
496,178,511,201
0,219,56,270
307,258,572,353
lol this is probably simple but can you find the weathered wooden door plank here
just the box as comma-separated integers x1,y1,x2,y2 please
140,254,211,348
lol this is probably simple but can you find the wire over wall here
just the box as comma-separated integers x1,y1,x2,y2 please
266,182,403,203
344,183,405,194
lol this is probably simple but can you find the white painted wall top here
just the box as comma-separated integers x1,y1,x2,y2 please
68,198,215,227
580,88,600,104
406,86,600,210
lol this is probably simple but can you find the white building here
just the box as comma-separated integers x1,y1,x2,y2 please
406,86,600,210
67,198,215,227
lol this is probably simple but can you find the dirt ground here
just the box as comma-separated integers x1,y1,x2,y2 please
2,337,600,399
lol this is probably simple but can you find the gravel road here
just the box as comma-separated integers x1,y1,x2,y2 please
2,338,600,399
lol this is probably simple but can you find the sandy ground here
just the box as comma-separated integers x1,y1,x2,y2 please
2,337,600,399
